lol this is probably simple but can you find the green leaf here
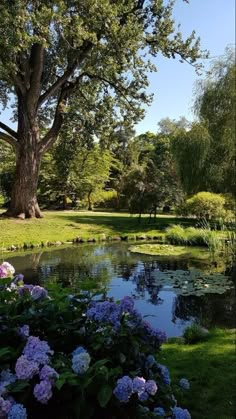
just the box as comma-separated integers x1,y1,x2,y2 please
8,381,29,393
97,384,112,407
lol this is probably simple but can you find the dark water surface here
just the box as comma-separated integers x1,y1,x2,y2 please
6,242,235,337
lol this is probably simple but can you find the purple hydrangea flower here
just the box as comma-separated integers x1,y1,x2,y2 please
145,380,158,396
133,377,146,394
138,391,149,401
113,376,133,403
23,336,53,365
143,322,167,344
179,378,190,390
39,366,59,383
8,403,27,419
18,325,30,339
0,396,11,416
86,300,121,327
172,406,191,419
119,296,134,314
31,286,48,301
18,285,34,297
33,380,52,404
72,352,91,375
1,262,15,277
15,356,39,380
0,265,8,278
153,407,165,416
157,364,171,385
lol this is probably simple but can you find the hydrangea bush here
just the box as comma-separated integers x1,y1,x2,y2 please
0,262,191,419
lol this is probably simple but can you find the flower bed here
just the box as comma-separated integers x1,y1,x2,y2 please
0,262,191,419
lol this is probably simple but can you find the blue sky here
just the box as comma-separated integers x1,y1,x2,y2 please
135,0,235,134
0,0,235,136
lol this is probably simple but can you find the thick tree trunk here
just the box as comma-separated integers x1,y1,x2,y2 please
6,144,42,219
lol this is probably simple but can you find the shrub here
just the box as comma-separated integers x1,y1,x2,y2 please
183,324,210,344
0,263,191,419
184,192,226,219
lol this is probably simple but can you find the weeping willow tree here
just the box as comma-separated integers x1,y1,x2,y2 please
0,0,204,218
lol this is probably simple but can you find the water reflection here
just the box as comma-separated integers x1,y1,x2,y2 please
6,242,235,337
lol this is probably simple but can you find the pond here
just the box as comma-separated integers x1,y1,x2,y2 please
6,242,235,337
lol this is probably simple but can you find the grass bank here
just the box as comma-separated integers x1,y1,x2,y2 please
159,328,236,419
0,210,196,250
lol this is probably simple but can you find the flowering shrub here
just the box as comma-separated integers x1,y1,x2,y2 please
0,262,191,418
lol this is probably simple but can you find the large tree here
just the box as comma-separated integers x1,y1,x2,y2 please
194,48,235,195
0,0,203,218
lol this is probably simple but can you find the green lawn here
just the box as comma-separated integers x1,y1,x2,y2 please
159,329,236,419
0,210,196,249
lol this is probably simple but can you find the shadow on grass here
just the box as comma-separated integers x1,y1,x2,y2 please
53,213,197,234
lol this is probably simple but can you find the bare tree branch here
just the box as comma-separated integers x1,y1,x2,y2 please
0,121,19,140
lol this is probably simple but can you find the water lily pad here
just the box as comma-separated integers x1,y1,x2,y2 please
150,268,233,296
129,244,209,259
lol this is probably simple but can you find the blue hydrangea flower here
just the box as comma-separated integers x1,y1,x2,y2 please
33,380,53,404
0,396,11,416
179,378,190,390
113,376,133,403
119,296,134,314
86,301,120,327
145,355,156,369
18,285,34,296
8,403,27,419
138,391,149,401
172,406,191,419
39,365,59,383
18,325,30,339
157,364,171,385
72,352,91,375
153,407,165,416
133,377,146,394
23,336,53,365
15,356,39,380
143,322,167,344
72,346,87,357
31,286,48,301
145,380,158,396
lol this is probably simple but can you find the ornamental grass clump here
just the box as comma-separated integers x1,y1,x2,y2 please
0,262,191,419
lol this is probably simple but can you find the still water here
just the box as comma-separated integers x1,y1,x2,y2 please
6,242,235,337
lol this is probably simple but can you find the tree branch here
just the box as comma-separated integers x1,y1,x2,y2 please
0,121,19,140
0,131,19,149
27,44,45,111
38,40,93,107
39,90,68,154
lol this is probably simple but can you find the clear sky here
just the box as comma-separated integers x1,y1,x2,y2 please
135,0,235,134
0,0,235,135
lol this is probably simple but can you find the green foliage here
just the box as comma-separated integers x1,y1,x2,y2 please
194,48,236,195
185,192,226,219
183,324,210,344
171,124,211,195
165,224,221,248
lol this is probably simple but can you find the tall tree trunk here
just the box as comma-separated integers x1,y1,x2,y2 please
7,137,42,219
88,191,93,211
